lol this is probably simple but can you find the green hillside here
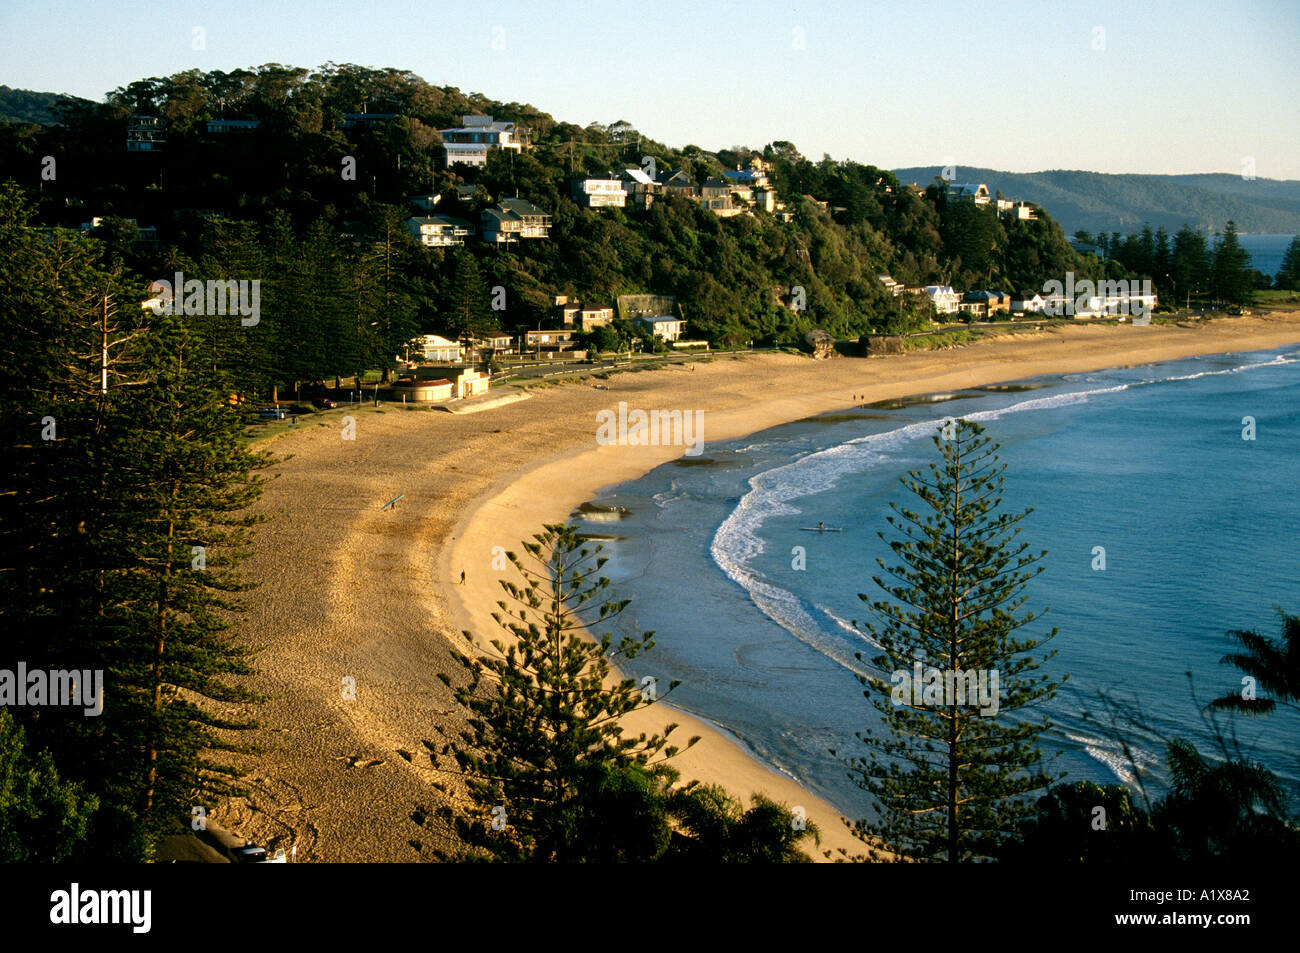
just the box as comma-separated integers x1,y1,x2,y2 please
893,166,1300,235
0,85,93,125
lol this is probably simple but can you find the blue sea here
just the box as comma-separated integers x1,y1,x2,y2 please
1238,233,1294,276
572,347,1300,822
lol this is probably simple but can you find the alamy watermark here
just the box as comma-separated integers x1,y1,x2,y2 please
595,402,704,457
146,271,260,326
1,664,103,716
890,663,1000,716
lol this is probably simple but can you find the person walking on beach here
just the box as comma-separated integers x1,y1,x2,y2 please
460,570,466,585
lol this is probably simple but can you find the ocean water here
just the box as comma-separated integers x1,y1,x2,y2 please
572,347,1300,821
1237,233,1294,277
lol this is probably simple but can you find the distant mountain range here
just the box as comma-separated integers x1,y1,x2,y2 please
0,85,93,125
893,166,1300,237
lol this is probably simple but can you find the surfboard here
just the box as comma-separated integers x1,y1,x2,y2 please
799,527,844,532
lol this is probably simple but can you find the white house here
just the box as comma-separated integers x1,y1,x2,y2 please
922,285,961,315
405,216,473,247
480,199,551,243
439,115,523,167
409,334,465,363
1010,294,1046,313
571,177,627,208
637,316,685,341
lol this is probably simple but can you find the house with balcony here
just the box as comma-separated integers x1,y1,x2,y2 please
406,215,474,247
656,170,698,198
206,119,260,134
571,177,627,208
621,168,661,208
342,111,398,129
922,285,961,315
126,115,164,152
878,275,905,298
480,198,551,244
699,178,743,217
522,329,581,357
947,182,991,206
408,334,465,363
636,316,686,342
439,115,524,168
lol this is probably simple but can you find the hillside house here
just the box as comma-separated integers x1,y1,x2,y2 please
878,275,905,298
406,215,474,247
480,199,551,243
578,304,615,329
751,186,777,213
571,177,627,208
699,178,742,217
341,111,398,129
947,183,991,206
126,115,164,152
408,193,442,212
206,119,260,134
621,168,661,208
439,115,524,167
998,199,1037,221
657,170,699,198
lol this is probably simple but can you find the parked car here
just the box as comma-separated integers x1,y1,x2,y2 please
256,407,286,420
231,843,269,863
312,397,337,409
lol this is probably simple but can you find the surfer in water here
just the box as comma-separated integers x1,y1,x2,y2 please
817,522,825,532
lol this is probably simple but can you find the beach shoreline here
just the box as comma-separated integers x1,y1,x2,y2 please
228,311,1300,862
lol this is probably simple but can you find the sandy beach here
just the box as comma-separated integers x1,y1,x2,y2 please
220,312,1300,862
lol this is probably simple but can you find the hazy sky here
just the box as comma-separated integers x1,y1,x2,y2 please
3,0,1297,178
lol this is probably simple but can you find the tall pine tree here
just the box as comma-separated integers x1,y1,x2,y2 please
842,419,1062,862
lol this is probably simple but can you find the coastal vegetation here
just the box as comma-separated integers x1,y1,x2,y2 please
1075,220,1265,306
415,524,820,862
841,419,1063,861
0,183,268,859
0,63,1141,398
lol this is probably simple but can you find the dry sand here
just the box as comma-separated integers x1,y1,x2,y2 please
220,313,1300,862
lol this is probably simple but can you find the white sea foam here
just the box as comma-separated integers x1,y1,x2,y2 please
710,355,1298,656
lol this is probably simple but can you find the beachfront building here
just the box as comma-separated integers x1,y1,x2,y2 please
522,329,581,357
480,199,551,244
878,275,905,298
922,285,961,315
636,315,685,342
408,334,465,363
571,177,627,208
961,290,1012,320
439,114,524,167
452,368,490,398
1010,293,1046,314
392,377,454,402
405,215,474,247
